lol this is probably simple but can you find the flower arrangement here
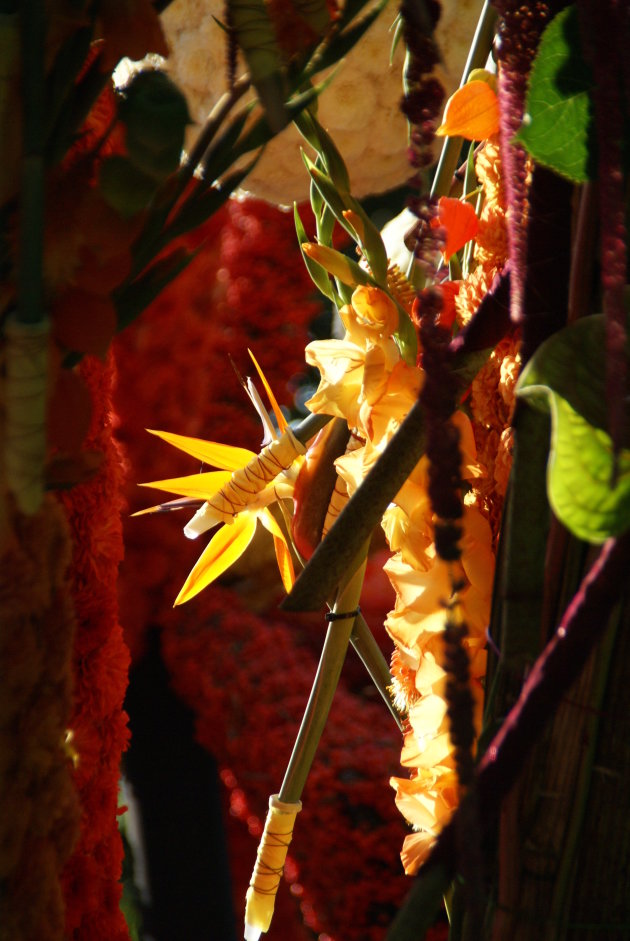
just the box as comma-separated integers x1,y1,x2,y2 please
2,1,630,941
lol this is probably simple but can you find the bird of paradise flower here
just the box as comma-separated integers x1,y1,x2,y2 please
135,352,303,606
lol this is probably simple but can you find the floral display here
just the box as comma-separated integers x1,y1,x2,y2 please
3,2,630,941
114,195,418,940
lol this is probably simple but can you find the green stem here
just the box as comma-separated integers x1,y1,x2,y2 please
350,614,403,732
291,411,331,447
282,399,425,612
279,559,366,803
430,0,498,201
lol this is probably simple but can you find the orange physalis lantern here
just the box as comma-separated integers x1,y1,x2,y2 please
435,80,500,140
431,196,479,262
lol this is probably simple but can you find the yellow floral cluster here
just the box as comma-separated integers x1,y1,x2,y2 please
305,284,495,874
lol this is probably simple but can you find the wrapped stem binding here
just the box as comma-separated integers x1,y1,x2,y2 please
244,794,302,941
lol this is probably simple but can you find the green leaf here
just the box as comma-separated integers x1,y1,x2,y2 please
335,279,354,305
295,109,351,190
514,4,596,183
298,115,389,267
304,0,390,76
310,163,336,247
544,394,630,542
235,71,337,156
516,313,630,542
516,314,612,435
304,158,355,234
200,107,253,183
115,247,195,332
394,302,418,366
305,162,389,283
294,204,337,303
165,160,259,239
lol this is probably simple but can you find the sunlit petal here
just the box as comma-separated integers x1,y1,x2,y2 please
147,428,254,470
432,196,479,261
248,349,289,434
140,470,232,499
174,514,258,606
260,508,296,592
435,80,500,140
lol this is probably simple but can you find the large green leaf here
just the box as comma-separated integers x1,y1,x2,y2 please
517,314,610,433
516,314,630,542
514,4,596,183
545,395,630,542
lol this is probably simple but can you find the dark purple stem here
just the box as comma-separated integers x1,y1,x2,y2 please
491,1,568,328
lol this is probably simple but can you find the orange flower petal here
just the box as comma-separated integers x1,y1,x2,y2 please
139,470,233,499
433,197,479,262
248,348,288,433
435,80,500,140
437,280,461,330
174,514,258,605
261,508,296,592
146,429,254,470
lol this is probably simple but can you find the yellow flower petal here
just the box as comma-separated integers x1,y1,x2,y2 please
304,338,365,424
140,470,233,499
147,428,254,470
260,508,296,593
174,513,258,605
248,349,288,434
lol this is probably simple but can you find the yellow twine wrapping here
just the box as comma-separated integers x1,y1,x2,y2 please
244,794,302,941
3,315,50,514
186,428,305,536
